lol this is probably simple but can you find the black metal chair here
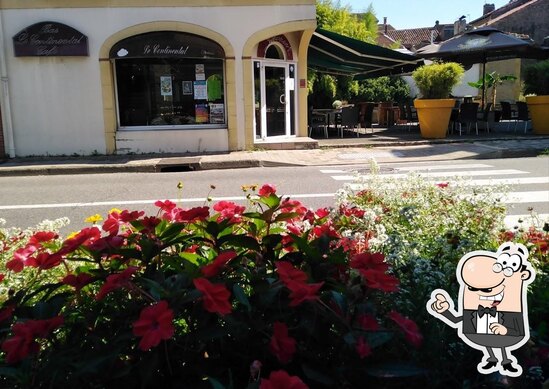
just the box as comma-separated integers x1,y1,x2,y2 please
308,107,328,138
457,102,480,135
480,102,493,133
405,100,418,129
359,103,376,134
515,101,529,133
500,101,517,130
338,105,360,137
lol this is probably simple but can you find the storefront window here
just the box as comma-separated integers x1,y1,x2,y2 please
111,32,225,128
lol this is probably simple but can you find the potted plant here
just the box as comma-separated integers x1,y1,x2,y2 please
412,62,464,138
523,59,549,134
467,71,516,108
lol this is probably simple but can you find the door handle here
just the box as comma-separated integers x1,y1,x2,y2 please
279,94,285,104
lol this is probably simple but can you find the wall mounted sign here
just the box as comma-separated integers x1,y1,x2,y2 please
13,21,88,57
110,31,224,59
257,35,293,60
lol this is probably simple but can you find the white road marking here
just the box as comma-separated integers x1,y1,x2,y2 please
331,169,528,180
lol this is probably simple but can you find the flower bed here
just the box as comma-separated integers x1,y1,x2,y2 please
1,176,547,388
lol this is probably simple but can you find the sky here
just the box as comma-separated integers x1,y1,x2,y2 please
343,0,511,29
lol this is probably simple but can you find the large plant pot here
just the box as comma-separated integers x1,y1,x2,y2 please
414,99,455,139
526,95,549,134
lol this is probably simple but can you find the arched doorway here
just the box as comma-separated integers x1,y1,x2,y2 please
254,35,296,140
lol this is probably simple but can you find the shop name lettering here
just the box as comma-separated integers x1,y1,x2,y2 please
143,44,190,55
15,29,85,55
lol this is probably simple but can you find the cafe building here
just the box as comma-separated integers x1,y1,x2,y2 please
0,0,317,157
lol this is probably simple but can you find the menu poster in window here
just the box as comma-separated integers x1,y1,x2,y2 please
195,64,205,81
195,104,209,123
160,76,172,96
182,81,193,95
209,103,225,124
193,81,207,100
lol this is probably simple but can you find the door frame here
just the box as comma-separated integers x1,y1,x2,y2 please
253,59,296,141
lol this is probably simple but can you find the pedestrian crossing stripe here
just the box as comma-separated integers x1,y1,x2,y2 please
330,169,528,181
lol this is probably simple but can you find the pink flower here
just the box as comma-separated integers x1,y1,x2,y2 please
258,184,276,197
389,310,423,348
269,322,296,364
356,336,371,359
28,231,58,248
154,200,177,213
58,227,101,255
436,182,449,188
132,301,175,351
193,278,232,315
26,252,63,270
212,201,246,223
201,251,238,277
260,370,308,389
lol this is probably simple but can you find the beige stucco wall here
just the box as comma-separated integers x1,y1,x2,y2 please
0,1,315,156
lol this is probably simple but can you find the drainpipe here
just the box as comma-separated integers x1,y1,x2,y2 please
0,10,16,158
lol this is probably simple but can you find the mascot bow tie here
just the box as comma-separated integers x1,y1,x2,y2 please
478,305,497,318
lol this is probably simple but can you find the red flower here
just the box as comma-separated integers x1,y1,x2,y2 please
1,316,64,364
1,323,39,363
269,322,296,364
315,207,330,218
178,206,210,222
258,184,276,197
350,252,388,273
6,246,37,273
435,182,449,188
58,227,101,255
280,199,307,215
358,314,379,331
193,278,232,315
212,201,246,223
26,252,63,270
96,267,138,300
132,300,175,351
356,336,371,359
260,370,308,389
201,251,238,277
103,210,143,235
154,200,177,213
28,231,58,248
0,305,15,323
286,281,323,307
62,273,93,291
312,221,339,238
0,274,4,282
275,261,308,285
389,310,423,348
360,269,399,292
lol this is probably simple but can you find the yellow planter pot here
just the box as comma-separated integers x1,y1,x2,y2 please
526,95,549,134
414,99,455,139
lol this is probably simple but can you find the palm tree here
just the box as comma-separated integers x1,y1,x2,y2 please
468,71,517,108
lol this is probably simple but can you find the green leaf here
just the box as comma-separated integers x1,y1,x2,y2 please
233,284,251,312
207,376,226,389
218,234,261,252
259,194,281,208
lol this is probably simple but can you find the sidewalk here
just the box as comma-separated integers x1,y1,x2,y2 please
1,126,548,176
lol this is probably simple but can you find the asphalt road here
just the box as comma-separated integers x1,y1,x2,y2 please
0,156,547,235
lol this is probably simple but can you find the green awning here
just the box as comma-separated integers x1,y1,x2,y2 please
308,28,422,79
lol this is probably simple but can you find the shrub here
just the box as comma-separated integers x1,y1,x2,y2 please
523,59,549,96
0,185,421,388
412,62,464,99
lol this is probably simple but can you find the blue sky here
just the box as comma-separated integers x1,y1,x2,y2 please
343,0,510,29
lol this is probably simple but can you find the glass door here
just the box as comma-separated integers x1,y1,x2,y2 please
254,61,295,140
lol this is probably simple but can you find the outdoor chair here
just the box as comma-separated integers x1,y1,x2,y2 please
360,103,375,134
480,102,493,133
405,100,419,130
457,102,480,135
308,108,328,138
500,101,517,130
515,101,529,133
338,105,360,137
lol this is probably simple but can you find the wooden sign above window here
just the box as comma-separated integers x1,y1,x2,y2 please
13,21,88,57
110,31,225,59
